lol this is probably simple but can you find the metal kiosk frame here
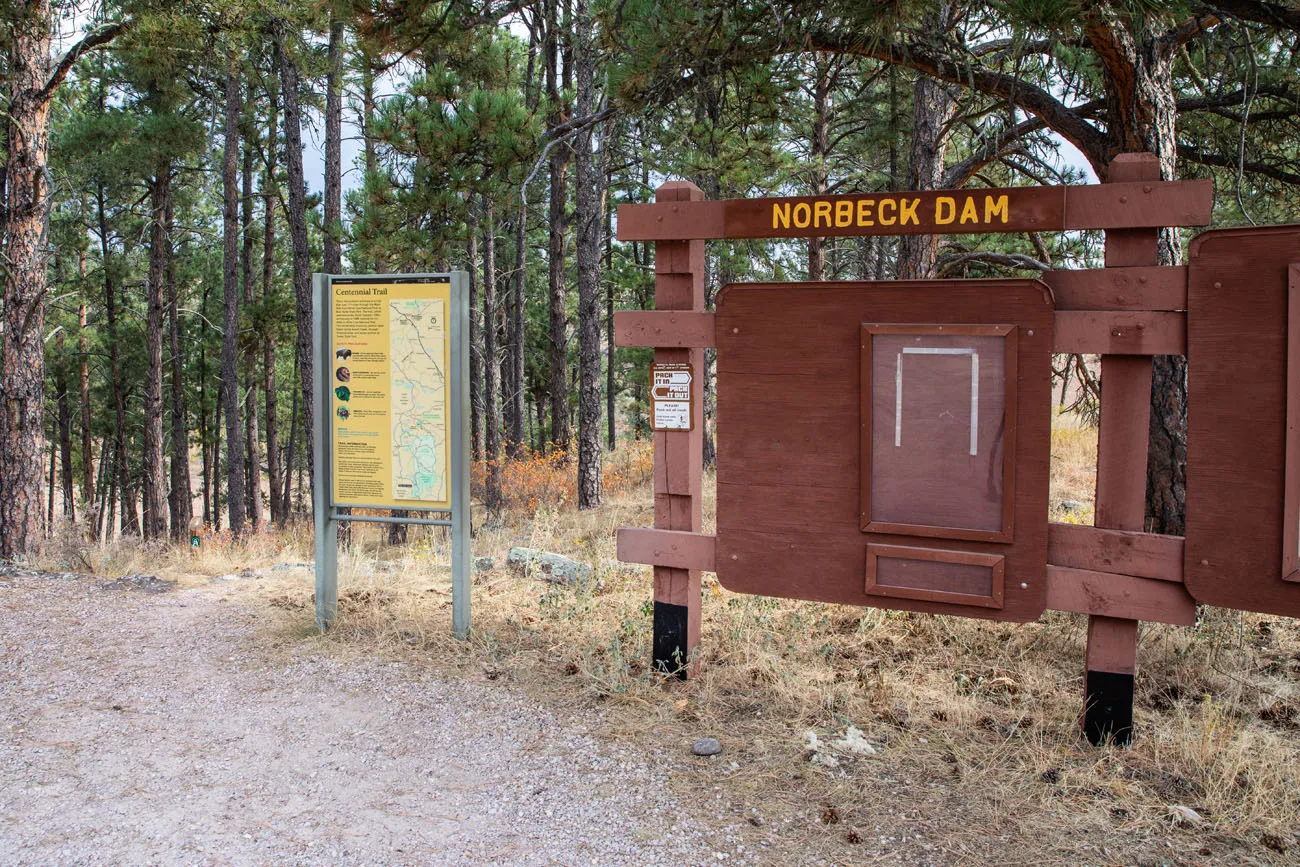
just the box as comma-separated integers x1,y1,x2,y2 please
312,272,472,638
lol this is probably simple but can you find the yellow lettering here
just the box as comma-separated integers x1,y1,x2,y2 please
773,202,791,230
899,198,920,226
984,194,1009,224
878,198,897,226
857,199,875,226
814,201,833,228
835,200,853,228
935,197,956,224
793,202,811,229
960,196,980,224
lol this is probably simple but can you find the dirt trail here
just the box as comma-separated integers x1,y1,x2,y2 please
0,571,757,866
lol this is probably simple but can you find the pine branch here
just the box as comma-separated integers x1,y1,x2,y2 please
1177,144,1300,184
38,21,129,105
800,30,1111,169
1205,0,1300,31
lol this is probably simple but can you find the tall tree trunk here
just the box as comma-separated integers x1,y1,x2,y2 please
167,193,192,539
221,68,248,536
324,9,344,275
199,281,212,526
99,182,139,537
242,126,262,529
263,77,284,527
469,232,483,461
574,0,602,509
895,73,957,279
142,157,170,540
483,199,503,512
277,29,315,507
807,61,832,280
1084,6,1186,533
545,0,572,453
54,331,75,520
282,348,299,518
0,0,56,555
79,300,94,519
508,200,527,456
605,197,616,451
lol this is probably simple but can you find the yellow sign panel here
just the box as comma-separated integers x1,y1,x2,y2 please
330,280,452,509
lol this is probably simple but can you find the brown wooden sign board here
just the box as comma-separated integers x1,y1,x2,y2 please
617,180,1213,242
1185,224,1300,617
714,280,1054,622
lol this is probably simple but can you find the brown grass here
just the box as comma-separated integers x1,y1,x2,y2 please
42,430,1300,864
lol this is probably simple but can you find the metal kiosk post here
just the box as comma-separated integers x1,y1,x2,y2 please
313,272,472,638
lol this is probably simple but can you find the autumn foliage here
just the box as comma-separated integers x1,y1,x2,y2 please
471,441,654,512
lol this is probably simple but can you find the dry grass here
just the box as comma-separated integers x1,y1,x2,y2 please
40,431,1300,864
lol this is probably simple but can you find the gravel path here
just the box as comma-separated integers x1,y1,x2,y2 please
0,570,757,866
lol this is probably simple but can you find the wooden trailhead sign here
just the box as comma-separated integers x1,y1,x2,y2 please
615,153,1300,746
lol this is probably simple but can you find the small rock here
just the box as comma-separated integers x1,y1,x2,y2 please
506,547,592,585
1059,499,1083,513
506,547,539,574
238,568,262,579
473,557,495,572
1170,804,1203,826
691,737,722,757
535,552,593,585
271,562,312,572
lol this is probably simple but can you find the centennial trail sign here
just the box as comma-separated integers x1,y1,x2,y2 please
312,273,472,637
614,153,1300,744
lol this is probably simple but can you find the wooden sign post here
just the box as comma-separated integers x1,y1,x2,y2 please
612,159,1300,744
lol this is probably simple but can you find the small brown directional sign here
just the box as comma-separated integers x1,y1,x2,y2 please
650,363,693,431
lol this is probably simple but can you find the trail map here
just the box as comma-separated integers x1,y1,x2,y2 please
389,298,448,504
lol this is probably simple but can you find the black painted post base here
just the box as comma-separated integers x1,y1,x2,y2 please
1084,670,1135,746
652,600,689,679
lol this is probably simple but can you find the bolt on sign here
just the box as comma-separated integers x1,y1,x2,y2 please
650,363,694,431
312,273,473,639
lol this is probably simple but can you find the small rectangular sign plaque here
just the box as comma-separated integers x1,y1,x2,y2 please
651,363,694,431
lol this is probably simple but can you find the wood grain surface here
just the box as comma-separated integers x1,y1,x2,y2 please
1185,224,1300,616
715,280,1054,622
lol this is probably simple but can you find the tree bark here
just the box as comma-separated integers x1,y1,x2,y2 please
0,0,57,554
469,232,483,461
263,85,283,526
605,197,616,451
79,300,94,519
242,120,262,529
1083,6,1186,533
167,191,192,539
142,155,170,540
221,68,248,536
807,61,832,280
324,8,344,275
54,330,75,520
508,194,528,456
895,73,958,279
545,0,572,453
483,199,503,512
277,28,315,508
574,0,603,508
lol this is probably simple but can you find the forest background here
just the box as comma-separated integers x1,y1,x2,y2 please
4,0,1300,554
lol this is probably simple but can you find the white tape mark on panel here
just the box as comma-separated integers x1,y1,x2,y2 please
894,346,980,455
894,353,903,447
